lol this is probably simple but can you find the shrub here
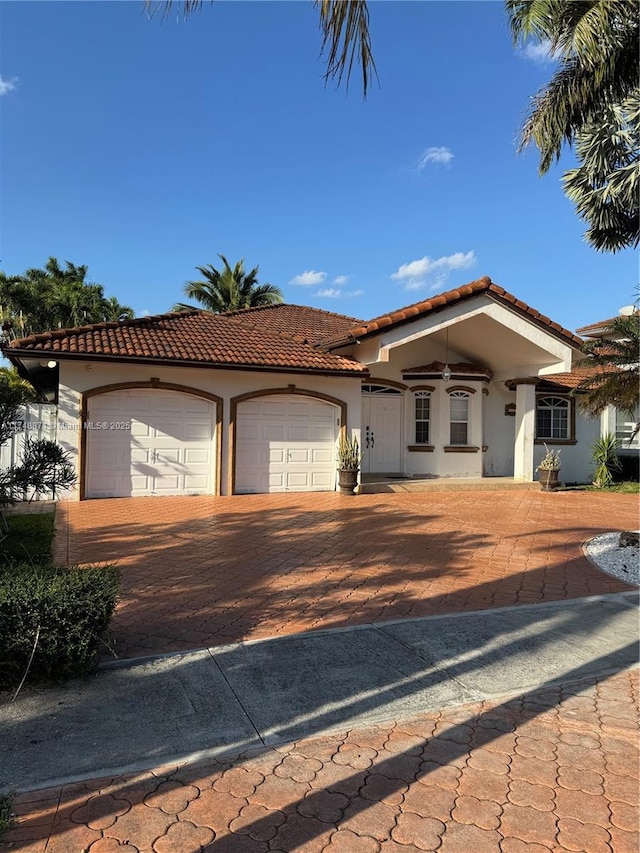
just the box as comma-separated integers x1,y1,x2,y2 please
0,562,120,688
591,432,622,487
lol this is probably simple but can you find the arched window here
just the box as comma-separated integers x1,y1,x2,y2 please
414,391,431,444
449,391,469,446
361,384,402,395
536,396,570,440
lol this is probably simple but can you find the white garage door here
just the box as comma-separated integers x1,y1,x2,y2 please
235,396,338,493
85,390,216,498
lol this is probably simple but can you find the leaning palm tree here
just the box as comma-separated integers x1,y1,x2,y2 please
507,0,639,173
173,255,284,313
575,313,640,432
562,90,639,252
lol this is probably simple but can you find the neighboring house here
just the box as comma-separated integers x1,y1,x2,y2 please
2,276,609,498
576,307,640,456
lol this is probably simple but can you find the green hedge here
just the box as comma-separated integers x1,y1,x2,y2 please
0,563,120,688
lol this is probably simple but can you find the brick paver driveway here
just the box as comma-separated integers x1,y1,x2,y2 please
8,669,639,853
54,490,637,661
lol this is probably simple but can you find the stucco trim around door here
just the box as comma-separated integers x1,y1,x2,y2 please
80,381,223,499
229,386,347,495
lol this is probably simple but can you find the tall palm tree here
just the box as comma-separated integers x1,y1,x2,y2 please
173,255,284,314
507,0,639,173
562,91,639,252
576,313,640,426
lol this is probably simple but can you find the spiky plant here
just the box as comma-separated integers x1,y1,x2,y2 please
591,432,622,487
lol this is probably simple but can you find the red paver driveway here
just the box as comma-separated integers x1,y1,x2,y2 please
7,668,639,853
53,490,637,661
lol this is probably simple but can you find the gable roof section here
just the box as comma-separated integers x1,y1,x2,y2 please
224,303,364,344
319,277,584,350
3,309,367,376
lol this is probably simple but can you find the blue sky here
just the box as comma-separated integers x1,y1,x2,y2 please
1,1,636,332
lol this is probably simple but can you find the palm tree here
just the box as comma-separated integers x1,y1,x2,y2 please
102,296,135,322
0,366,38,402
0,258,136,334
576,313,639,427
147,0,377,95
173,255,284,313
507,0,639,173
562,91,639,252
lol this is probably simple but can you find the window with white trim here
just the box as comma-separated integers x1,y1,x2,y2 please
414,391,431,444
449,391,469,445
536,396,569,440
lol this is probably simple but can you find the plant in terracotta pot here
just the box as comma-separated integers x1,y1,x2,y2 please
537,443,562,491
336,435,362,495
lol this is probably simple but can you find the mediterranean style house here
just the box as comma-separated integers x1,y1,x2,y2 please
3,276,633,498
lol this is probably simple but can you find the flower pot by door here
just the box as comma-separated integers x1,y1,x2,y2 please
538,469,560,492
338,469,359,495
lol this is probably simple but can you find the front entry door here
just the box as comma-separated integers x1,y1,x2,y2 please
361,385,403,474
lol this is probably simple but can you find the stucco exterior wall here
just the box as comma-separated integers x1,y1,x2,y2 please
57,360,363,498
533,409,600,485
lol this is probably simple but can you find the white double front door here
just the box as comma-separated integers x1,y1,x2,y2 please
361,387,403,474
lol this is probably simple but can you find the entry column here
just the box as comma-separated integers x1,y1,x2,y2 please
513,379,537,482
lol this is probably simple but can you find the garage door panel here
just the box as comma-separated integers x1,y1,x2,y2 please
86,390,215,498
264,425,286,440
235,395,338,494
312,447,334,463
287,472,310,488
289,448,310,463
262,401,287,417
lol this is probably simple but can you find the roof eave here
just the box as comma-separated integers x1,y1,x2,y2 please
4,348,368,378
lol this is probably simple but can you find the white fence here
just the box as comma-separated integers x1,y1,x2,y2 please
0,404,58,500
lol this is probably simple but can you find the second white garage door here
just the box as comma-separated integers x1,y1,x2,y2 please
235,395,338,493
85,389,216,498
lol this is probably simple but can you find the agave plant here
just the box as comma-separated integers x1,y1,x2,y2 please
336,435,362,471
591,432,622,488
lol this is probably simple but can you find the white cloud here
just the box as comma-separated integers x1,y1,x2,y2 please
333,275,350,285
290,269,327,286
417,146,454,170
520,40,556,64
316,287,364,299
0,76,17,96
391,251,476,291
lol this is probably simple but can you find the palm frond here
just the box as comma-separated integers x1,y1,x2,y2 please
316,0,377,96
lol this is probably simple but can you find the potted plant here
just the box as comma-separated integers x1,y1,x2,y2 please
537,443,561,491
336,435,362,495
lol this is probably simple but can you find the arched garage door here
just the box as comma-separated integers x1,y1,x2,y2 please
85,389,216,498
235,395,339,493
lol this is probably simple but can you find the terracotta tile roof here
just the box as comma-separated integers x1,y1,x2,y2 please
4,309,367,376
576,312,638,338
320,277,584,349
539,362,609,391
224,303,364,344
402,362,493,380
575,316,619,336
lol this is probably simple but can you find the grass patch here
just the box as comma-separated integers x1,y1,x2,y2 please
1,513,54,564
560,481,639,494
591,481,640,494
0,794,14,841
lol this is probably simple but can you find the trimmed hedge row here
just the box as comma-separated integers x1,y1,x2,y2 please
0,562,120,688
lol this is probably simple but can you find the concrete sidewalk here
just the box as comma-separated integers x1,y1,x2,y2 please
2,591,638,794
